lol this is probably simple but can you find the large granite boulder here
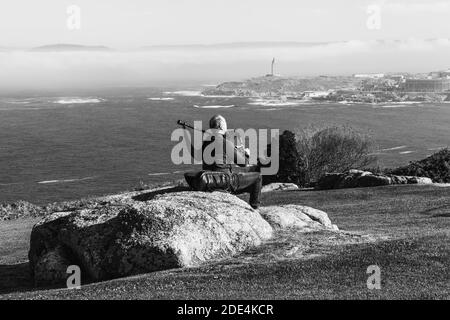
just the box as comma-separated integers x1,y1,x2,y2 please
29,191,273,286
316,170,433,190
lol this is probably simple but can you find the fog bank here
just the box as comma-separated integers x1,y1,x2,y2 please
1,39,450,90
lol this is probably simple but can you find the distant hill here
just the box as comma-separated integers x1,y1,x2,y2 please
30,44,113,52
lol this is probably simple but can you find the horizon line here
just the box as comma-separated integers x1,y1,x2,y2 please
3,37,450,51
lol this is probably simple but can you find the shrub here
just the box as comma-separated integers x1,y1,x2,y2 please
263,130,302,185
388,148,450,183
263,126,377,187
296,125,377,185
0,201,43,220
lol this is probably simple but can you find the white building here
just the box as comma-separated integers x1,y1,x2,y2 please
353,73,385,79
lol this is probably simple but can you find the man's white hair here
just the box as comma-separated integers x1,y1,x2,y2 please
209,115,227,132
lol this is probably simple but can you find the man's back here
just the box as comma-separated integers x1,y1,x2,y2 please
201,131,248,172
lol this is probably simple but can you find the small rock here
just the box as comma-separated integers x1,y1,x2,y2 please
316,170,433,190
262,183,299,193
405,176,433,185
259,205,338,231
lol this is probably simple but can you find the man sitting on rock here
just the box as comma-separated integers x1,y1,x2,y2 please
186,115,263,209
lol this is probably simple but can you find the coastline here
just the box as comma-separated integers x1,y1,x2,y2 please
202,75,450,104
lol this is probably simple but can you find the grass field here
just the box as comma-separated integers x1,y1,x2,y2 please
0,184,449,299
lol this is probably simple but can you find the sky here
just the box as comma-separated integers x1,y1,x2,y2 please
1,0,450,90
1,0,450,48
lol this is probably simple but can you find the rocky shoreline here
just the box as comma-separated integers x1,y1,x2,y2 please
202,75,450,104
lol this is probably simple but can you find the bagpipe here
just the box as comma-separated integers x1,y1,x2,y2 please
177,120,250,159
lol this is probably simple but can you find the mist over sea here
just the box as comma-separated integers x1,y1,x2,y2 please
1,85,450,204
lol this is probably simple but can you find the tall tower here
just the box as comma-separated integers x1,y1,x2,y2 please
271,57,275,76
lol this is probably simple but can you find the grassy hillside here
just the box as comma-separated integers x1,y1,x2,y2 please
0,185,449,299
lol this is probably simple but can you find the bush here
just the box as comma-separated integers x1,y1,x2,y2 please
0,201,43,221
388,148,450,183
263,126,377,187
296,125,377,185
263,130,302,185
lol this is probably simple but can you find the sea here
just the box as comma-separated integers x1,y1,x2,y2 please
1,85,450,204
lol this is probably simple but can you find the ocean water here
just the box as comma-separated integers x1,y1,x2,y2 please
1,86,450,204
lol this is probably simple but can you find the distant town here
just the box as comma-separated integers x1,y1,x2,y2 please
203,63,450,103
